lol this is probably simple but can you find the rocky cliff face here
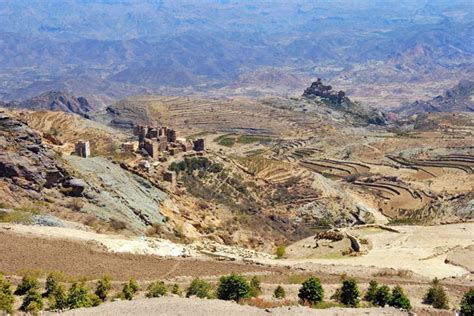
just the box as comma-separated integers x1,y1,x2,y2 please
396,80,474,115
302,79,388,126
3,91,93,117
0,112,73,192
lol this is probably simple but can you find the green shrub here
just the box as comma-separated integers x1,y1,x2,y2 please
186,278,213,299
275,245,285,259
340,278,360,307
121,279,140,301
67,282,93,309
0,275,15,314
373,285,391,307
424,278,449,309
460,288,474,316
45,272,61,297
273,285,286,299
390,285,411,310
21,289,44,313
146,281,167,298
249,276,262,298
298,277,324,305
15,275,39,295
129,278,140,293
171,283,182,296
364,280,378,302
216,273,250,301
95,276,111,301
88,293,102,307
48,284,68,311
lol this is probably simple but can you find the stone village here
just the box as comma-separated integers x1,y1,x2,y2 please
75,125,205,187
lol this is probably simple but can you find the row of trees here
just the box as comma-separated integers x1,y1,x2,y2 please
1,273,473,314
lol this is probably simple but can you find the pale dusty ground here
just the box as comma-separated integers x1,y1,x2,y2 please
0,224,193,257
45,297,408,316
2,222,473,279
271,223,474,279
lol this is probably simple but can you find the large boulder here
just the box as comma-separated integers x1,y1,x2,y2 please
63,178,87,196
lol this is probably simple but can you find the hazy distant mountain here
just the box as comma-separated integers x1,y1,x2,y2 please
2,91,94,117
0,0,472,105
395,80,474,115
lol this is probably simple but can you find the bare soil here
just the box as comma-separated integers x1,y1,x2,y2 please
0,231,274,281
43,297,408,316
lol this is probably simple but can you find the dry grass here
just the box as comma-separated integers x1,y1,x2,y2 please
240,297,298,309
373,268,413,278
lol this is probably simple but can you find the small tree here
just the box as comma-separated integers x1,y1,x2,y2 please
15,275,39,296
273,285,286,299
95,276,112,301
129,278,140,293
424,278,449,309
88,293,102,307
374,285,391,307
171,283,182,296
48,284,68,311
21,289,44,314
298,277,324,305
276,245,286,259
216,273,250,301
186,278,212,299
390,285,411,310
460,288,474,316
0,275,15,314
45,272,61,297
146,281,167,298
120,278,140,301
364,280,378,302
340,278,360,307
67,282,93,309
249,276,262,298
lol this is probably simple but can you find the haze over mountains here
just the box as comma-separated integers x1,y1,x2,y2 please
0,0,472,107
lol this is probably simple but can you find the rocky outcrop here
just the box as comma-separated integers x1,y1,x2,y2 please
302,79,388,125
2,91,93,118
0,113,80,192
303,78,348,106
63,178,87,197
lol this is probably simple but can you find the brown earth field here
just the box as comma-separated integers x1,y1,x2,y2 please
0,231,274,280
0,228,472,311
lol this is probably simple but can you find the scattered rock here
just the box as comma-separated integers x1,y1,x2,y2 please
63,178,87,196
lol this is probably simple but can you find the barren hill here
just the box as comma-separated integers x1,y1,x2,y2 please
2,91,95,117
395,80,474,115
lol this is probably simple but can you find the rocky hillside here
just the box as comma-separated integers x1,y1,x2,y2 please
0,109,169,235
395,80,474,115
3,91,94,117
302,79,388,125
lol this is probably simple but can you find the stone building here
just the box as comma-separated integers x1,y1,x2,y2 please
146,128,159,139
166,129,177,143
122,142,137,153
75,140,90,158
134,125,148,142
143,139,159,158
158,135,168,151
163,170,176,186
193,138,205,152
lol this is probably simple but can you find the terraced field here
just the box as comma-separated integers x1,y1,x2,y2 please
104,96,335,137
388,154,474,178
299,159,371,178
17,110,129,156
352,180,433,217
